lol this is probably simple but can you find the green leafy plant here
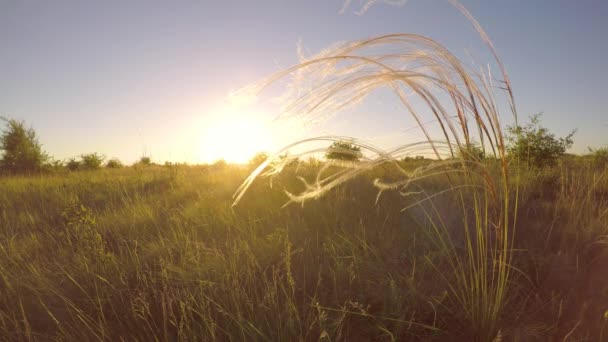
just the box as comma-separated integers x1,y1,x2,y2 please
105,158,124,168
66,158,81,171
138,156,152,166
325,141,362,162
457,142,486,161
0,117,48,174
80,153,104,170
42,159,64,173
61,198,107,258
506,113,575,168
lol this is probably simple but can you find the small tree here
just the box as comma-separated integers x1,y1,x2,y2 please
506,113,575,168
42,159,64,173
106,158,123,168
66,158,81,171
138,156,152,165
0,117,48,174
457,142,486,161
325,141,362,162
81,153,104,170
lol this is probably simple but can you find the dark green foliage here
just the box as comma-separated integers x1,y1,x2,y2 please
43,159,64,173
138,156,152,165
0,117,48,174
506,113,575,167
80,153,104,170
457,143,486,161
61,198,107,258
66,158,81,171
105,158,123,168
325,141,362,162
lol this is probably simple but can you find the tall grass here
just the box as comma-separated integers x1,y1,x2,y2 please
1,160,607,339
234,2,519,340
6,2,608,340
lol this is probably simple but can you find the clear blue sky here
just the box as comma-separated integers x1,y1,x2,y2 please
1,0,606,163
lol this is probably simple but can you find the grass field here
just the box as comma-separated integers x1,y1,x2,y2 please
1,160,607,341
0,6,605,341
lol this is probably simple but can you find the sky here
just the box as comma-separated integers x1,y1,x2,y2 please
1,0,607,163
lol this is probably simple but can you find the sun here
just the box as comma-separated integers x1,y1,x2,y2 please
202,114,273,164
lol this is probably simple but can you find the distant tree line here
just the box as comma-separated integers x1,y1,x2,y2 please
323,113,597,169
0,113,605,175
0,117,158,174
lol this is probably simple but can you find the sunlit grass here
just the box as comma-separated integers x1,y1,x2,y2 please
1,1,607,340
0,160,607,339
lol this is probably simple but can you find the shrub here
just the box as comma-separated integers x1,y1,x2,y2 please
325,141,362,162
138,156,152,165
506,113,575,168
42,159,64,173
66,158,81,171
80,153,104,170
105,158,123,168
61,198,108,259
0,117,48,174
457,142,486,161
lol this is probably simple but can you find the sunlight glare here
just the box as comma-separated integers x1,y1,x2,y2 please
202,113,272,164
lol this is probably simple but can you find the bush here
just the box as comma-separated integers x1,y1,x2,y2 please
137,156,152,166
80,153,104,170
506,113,575,168
457,143,486,161
0,117,49,174
325,141,362,162
66,158,81,171
61,198,108,259
105,158,123,168
42,159,64,173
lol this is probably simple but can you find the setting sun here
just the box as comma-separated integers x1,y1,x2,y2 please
202,114,273,164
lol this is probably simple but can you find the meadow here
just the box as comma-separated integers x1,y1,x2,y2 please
1,3,606,340
1,159,607,341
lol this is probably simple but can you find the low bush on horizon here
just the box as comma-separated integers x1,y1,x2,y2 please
105,158,124,168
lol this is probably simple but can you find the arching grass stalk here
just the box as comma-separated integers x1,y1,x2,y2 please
234,3,519,339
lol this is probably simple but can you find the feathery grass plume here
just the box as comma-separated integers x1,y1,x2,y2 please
233,1,519,339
